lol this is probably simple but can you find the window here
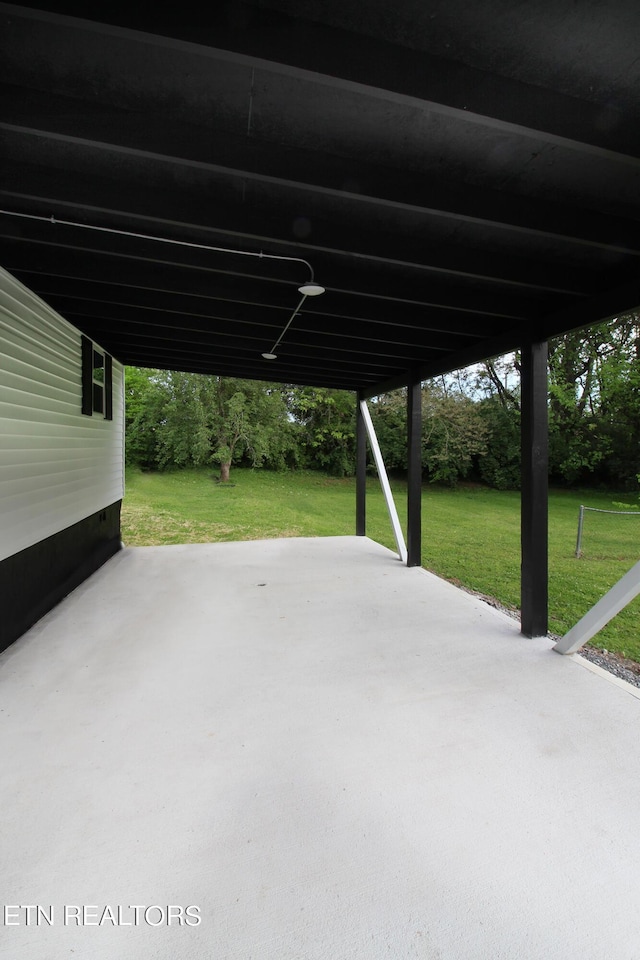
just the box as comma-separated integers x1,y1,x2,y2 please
92,349,105,414
82,336,112,419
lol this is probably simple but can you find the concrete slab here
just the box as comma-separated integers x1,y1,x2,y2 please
2,536,640,959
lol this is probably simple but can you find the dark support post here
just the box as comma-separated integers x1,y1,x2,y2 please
407,375,422,566
521,340,549,637
356,392,366,536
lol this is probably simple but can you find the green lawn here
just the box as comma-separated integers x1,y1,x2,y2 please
122,467,640,661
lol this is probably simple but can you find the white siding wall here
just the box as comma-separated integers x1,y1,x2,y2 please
0,266,124,563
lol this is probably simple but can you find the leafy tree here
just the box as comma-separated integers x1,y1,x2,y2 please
543,317,640,487
422,380,487,485
591,315,640,489
471,316,640,489
472,356,522,489
287,386,356,476
546,329,607,483
369,390,408,470
476,397,521,489
125,368,296,479
124,367,165,469
369,382,488,485
124,312,640,491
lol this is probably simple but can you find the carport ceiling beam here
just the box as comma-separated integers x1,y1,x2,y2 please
16,3,638,160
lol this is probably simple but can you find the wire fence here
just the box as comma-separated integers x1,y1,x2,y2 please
575,505,640,558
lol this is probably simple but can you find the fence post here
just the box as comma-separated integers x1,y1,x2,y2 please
575,504,585,558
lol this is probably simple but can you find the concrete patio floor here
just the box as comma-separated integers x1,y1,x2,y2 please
2,535,640,959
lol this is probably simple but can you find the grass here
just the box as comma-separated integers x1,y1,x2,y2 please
122,467,640,661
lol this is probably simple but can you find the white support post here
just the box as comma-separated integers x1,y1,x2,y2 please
553,558,640,655
359,399,408,563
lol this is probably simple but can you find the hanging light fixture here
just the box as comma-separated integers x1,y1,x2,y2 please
260,279,325,360
297,281,325,297
0,211,327,363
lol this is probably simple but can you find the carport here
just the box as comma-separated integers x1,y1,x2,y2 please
2,0,640,637
1,3,640,957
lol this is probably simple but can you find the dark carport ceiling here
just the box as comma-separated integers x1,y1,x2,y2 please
1,0,640,394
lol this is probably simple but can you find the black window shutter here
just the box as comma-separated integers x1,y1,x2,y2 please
105,353,113,420
81,335,93,416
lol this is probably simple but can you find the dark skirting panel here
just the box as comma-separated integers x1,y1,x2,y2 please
0,502,122,654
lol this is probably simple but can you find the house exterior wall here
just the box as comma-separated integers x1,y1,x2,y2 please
0,265,124,561
0,265,124,650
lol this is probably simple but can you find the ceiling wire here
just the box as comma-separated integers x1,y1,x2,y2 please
0,208,318,281
0,207,323,359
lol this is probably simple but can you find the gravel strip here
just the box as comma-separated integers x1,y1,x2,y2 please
450,577,640,690
575,645,640,688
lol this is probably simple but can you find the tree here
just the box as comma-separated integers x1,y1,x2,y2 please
472,356,522,489
476,396,521,489
470,316,640,489
369,390,408,471
370,382,488,485
124,313,640,490
546,328,607,484
287,386,356,476
422,380,487,485
125,369,296,479
124,367,166,469
590,315,640,489
543,317,640,487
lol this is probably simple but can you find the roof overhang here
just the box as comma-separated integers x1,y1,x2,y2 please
1,1,639,394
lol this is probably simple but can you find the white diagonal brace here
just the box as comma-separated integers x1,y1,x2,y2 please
554,558,640,655
359,399,408,563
